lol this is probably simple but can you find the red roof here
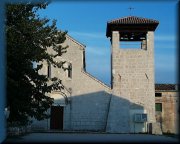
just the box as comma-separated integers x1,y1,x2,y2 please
108,16,159,24
106,16,159,37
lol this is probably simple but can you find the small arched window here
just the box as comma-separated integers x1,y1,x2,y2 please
47,63,51,78
67,64,72,78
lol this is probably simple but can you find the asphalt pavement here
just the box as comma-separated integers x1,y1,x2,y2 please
4,132,179,143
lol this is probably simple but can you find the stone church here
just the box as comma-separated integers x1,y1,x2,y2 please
32,16,160,133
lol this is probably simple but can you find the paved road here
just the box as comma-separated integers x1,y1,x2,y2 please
4,133,179,143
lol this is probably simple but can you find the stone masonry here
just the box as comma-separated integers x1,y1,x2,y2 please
155,84,179,134
106,31,156,133
32,16,160,134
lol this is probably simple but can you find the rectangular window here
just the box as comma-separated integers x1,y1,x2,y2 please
83,50,86,71
155,103,162,112
47,64,51,78
155,93,162,97
67,64,72,78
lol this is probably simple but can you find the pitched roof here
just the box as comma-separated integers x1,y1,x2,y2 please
106,16,159,37
66,34,86,49
155,84,178,91
108,16,159,25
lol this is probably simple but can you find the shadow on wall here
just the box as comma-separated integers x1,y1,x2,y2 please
50,91,147,133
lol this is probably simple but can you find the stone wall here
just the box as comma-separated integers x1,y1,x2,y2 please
63,70,112,131
7,125,31,136
155,91,179,134
57,35,112,131
32,34,112,132
32,31,158,134
108,31,156,133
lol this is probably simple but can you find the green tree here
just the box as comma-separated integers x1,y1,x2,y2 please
6,2,67,125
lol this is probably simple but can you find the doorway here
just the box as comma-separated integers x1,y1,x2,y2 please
50,106,63,130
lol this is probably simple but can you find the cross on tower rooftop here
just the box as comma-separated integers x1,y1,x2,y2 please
128,7,134,16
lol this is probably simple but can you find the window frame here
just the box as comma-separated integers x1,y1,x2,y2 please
67,64,72,79
155,103,162,112
155,93,162,97
47,64,51,78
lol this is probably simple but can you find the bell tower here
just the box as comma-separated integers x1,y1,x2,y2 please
106,16,159,133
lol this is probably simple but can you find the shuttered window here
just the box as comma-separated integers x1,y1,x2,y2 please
155,103,162,112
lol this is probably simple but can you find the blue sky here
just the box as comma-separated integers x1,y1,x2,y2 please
38,0,178,85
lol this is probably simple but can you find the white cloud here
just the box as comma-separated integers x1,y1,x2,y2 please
155,35,176,42
155,44,177,50
155,35,177,50
69,32,177,42
86,46,109,56
69,31,105,39
155,53,177,70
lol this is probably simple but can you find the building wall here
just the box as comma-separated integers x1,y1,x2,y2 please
107,31,156,133
32,35,112,131
155,91,179,134
59,35,111,131
32,31,159,133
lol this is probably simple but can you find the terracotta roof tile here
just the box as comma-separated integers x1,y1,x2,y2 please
106,16,159,37
108,16,159,24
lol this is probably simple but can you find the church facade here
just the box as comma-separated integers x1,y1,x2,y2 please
32,16,160,133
